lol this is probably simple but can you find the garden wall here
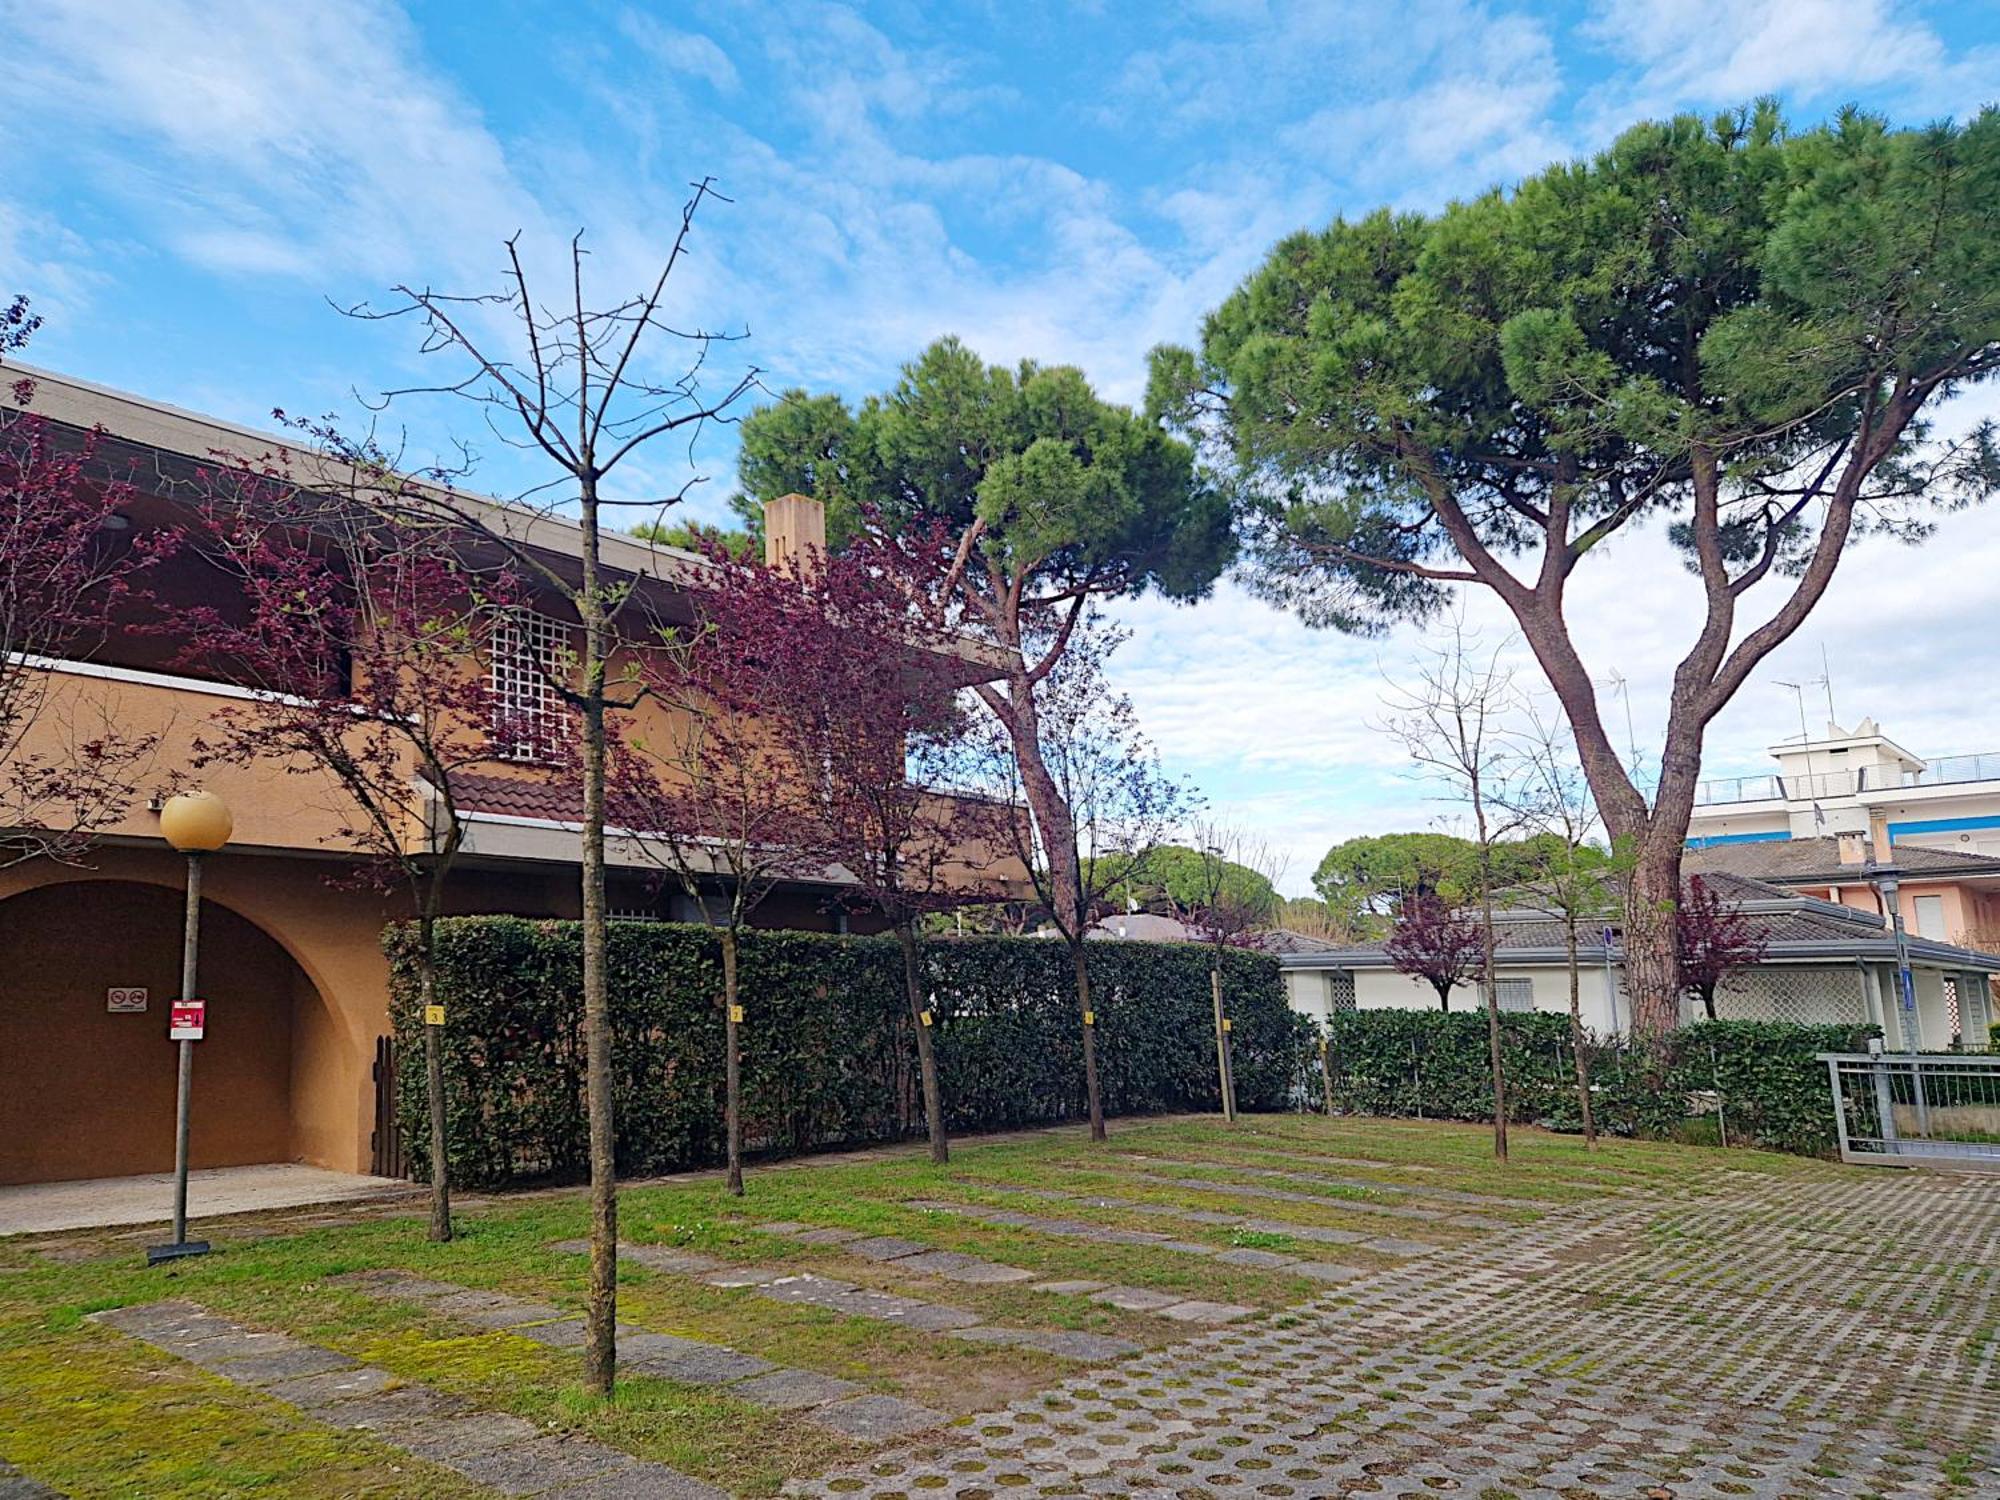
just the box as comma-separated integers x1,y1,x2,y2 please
386,917,1306,1186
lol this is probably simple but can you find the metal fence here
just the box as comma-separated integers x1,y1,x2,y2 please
1821,1051,2000,1169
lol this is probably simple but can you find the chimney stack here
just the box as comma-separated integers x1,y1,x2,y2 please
1837,831,1870,867
763,492,826,575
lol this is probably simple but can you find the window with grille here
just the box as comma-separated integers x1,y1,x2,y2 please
1496,977,1535,1013
490,611,569,762
1328,972,1357,1013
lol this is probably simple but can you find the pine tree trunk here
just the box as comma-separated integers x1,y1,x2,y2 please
722,925,744,1196
1565,915,1595,1148
1070,939,1106,1142
982,674,1105,1135
1624,843,1684,1035
418,908,452,1243
578,486,618,1398
896,919,949,1165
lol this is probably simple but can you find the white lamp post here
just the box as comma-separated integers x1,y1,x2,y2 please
148,789,231,1266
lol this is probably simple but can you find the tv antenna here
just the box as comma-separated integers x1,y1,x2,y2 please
1775,678,1826,830
1606,671,1640,773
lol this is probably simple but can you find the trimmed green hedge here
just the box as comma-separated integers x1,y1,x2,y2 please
1309,1012,1879,1157
385,917,1306,1187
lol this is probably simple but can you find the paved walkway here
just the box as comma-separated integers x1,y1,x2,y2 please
0,1164,418,1236
790,1167,2000,1498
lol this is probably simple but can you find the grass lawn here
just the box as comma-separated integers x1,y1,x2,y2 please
0,1114,1839,1497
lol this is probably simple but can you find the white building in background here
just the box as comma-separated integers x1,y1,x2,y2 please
1277,873,1999,1050
1688,718,2000,859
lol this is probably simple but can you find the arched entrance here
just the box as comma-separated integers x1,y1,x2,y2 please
0,880,317,1184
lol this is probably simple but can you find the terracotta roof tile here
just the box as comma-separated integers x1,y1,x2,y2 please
448,771,585,824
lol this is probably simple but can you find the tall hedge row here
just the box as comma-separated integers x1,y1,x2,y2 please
1306,1011,1879,1157
385,917,1306,1187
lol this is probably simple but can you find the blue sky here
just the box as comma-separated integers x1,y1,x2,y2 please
5,1,1999,890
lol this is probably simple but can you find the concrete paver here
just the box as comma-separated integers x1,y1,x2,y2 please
791,1167,2000,1499
0,1163,420,1237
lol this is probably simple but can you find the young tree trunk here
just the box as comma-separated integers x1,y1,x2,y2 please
1480,925,1507,1163
418,908,452,1243
1701,988,1718,1022
896,919,949,1165
721,924,743,1196
1472,812,1507,1163
1433,985,1451,1012
1210,958,1237,1123
1564,915,1595,1148
1070,939,1106,1142
578,486,619,1398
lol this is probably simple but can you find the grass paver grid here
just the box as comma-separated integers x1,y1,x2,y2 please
90,1299,727,1499
1,1115,1950,1497
342,1268,946,1438
794,1155,1996,1499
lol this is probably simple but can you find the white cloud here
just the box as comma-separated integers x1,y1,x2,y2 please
0,0,544,289
1580,0,2000,124
619,14,741,94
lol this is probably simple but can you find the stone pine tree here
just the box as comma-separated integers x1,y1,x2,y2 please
1152,105,2000,1033
341,184,759,1395
735,339,1234,1134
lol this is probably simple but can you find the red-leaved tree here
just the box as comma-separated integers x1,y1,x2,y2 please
744,530,1010,1165
614,550,826,1196
183,465,516,1242
975,609,1189,1142
1386,890,1484,1012
1,304,171,864
1676,875,1767,1022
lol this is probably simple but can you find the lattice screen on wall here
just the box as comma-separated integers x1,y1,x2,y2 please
1329,972,1357,1013
1686,966,1869,1026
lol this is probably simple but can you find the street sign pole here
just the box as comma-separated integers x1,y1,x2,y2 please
149,851,210,1266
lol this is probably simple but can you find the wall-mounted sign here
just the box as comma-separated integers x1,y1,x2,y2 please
169,999,206,1042
107,987,149,1013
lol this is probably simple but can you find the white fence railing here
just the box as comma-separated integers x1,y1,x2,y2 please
1821,1051,2000,1170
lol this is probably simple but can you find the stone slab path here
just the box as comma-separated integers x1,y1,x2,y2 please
89,1299,727,1498
0,1461,60,1500
904,1192,1404,1277
553,1236,1163,1354
791,1168,2000,1499
338,1269,944,1441
1113,1162,1511,1228
1112,1149,1542,1210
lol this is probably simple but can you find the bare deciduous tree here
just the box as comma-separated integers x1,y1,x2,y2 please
1382,614,1520,1162
337,186,759,1395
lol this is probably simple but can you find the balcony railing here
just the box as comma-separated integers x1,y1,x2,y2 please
1696,752,2000,806
1902,753,2000,789
1694,774,1786,806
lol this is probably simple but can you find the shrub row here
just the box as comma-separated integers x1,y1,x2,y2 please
1302,1011,1879,1157
385,917,1306,1187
